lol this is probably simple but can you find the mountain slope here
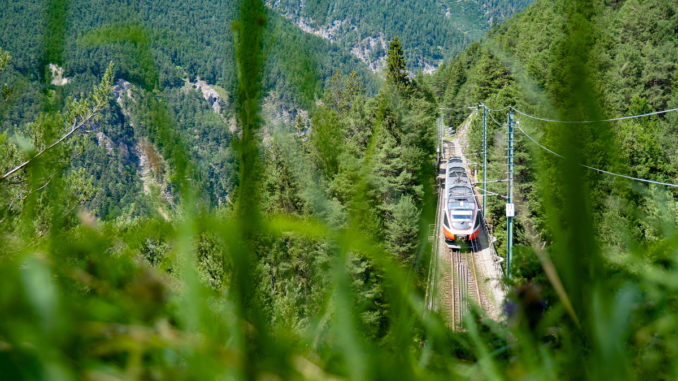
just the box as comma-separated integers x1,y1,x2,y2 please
0,0,378,102
267,0,534,72
0,0,378,219
433,2,677,366
434,0,678,256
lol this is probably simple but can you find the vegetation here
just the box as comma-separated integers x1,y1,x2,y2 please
267,0,534,70
1,0,678,379
0,0,381,220
432,0,678,378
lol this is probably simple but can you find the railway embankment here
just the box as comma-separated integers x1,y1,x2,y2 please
430,112,507,328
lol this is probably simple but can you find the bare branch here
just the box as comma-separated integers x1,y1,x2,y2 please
1,63,113,181
1,109,101,180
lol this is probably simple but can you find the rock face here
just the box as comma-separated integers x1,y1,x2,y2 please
91,79,132,159
350,34,388,72
95,131,114,154
262,3,401,73
291,17,347,42
189,78,225,114
265,0,534,74
110,78,174,214
48,63,70,86
113,79,134,107
262,93,309,128
134,138,173,206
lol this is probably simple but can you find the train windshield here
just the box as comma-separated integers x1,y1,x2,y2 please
450,209,473,220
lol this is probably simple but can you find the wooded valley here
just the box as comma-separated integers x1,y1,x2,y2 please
1,0,677,379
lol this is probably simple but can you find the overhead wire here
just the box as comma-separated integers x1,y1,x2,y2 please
515,124,678,188
475,106,678,188
482,104,511,113
487,109,506,128
474,186,508,199
493,105,678,124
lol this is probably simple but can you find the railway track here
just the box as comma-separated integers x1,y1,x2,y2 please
447,242,485,330
450,249,463,329
468,239,484,311
431,117,503,329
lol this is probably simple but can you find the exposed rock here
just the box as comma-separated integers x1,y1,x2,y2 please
443,4,451,18
134,138,174,208
350,33,389,72
95,131,114,154
108,77,175,216
263,2,433,73
113,79,134,107
422,62,437,75
48,63,70,86
262,93,309,128
291,17,347,42
228,116,238,134
186,77,226,114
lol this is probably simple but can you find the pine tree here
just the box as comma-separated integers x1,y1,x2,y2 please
385,195,420,264
386,36,409,89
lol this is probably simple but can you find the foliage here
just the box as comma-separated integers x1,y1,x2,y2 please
434,0,678,378
386,37,409,89
0,0,379,218
1,0,678,380
267,0,534,70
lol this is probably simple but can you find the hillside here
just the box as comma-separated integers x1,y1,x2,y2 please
0,0,378,219
0,0,378,97
433,0,678,263
267,0,533,72
0,0,537,219
433,0,678,377
2,0,678,380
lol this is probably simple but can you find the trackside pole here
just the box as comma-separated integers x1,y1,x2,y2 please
436,114,443,164
482,104,487,214
506,112,515,278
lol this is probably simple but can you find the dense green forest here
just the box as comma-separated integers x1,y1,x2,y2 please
432,0,678,290
0,0,381,220
431,0,678,377
0,0,378,96
2,0,678,379
268,0,533,70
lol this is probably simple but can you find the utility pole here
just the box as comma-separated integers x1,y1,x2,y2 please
440,113,445,153
436,114,442,162
482,104,487,214
506,112,515,278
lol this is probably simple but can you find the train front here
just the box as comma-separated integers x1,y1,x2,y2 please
442,189,481,248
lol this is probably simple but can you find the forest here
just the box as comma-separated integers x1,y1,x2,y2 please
268,0,533,70
1,0,678,379
0,0,385,219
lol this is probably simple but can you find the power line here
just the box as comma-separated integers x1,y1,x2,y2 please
482,104,511,113
474,106,678,187
473,179,508,185
508,105,678,124
487,110,505,128
515,124,564,159
515,124,678,188
474,186,508,199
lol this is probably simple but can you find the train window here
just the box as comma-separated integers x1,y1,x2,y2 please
449,201,468,208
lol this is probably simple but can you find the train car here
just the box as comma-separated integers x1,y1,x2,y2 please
442,156,481,248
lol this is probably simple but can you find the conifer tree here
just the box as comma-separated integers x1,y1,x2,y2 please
386,36,409,89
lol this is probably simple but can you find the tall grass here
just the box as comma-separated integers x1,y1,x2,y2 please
1,0,677,380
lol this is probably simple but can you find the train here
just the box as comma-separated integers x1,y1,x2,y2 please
442,156,481,248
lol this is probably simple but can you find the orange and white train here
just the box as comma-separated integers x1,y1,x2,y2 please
442,157,481,248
